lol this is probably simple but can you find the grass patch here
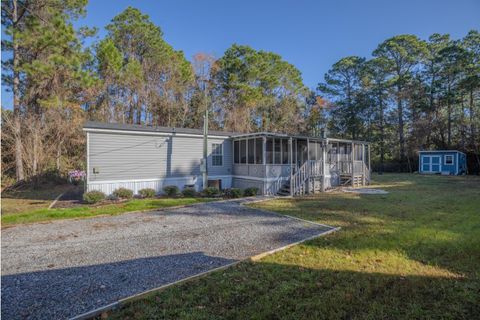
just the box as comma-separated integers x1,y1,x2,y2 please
107,174,480,319
1,198,215,226
1,184,72,214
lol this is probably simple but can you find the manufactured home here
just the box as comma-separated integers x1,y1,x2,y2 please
84,122,371,196
419,150,466,175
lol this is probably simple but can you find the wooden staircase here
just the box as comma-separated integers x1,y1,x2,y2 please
283,160,321,196
277,180,291,196
278,159,369,197
340,174,363,187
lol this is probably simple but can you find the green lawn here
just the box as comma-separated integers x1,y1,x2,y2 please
1,184,73,215
107,174,480,319
1,198,215,226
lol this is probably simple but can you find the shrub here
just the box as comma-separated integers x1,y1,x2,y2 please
182,187,196,197
223,188,243,198
244,187,259,197
203,186,220,197
163,185,179,197
83,190,106,204
138,188,156,198
106,194,119,201
112,187,133,199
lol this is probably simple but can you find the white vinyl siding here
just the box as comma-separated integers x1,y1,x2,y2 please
88,132,231,181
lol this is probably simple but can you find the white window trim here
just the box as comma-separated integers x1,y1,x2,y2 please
212,143,223,167
444,154,454,165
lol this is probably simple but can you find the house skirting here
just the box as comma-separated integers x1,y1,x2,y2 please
87,174,340,196
87,175,232,195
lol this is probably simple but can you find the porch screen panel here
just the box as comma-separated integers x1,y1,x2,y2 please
255,138,263,164
248,139,255,164
316,142,322,161
354,144,363,161
234,140,240,164
308,141,317,160
240,140,247,164
281,139,289,164
266,138,273,164
327,143,336,163
274,138,281,164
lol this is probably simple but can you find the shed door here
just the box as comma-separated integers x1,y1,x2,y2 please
422,155,441,172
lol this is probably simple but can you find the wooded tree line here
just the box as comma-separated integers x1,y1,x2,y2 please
318,33,480,172
2,1,479,185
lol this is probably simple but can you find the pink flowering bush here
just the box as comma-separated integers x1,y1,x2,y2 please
68,170,86,185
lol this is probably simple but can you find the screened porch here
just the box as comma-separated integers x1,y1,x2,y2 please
231,133,371,195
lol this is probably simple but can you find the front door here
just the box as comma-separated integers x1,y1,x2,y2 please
422,155,441,173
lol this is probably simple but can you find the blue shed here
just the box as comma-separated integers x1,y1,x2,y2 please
419,150,466,175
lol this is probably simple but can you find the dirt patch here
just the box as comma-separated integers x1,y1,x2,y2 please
342,187,389,195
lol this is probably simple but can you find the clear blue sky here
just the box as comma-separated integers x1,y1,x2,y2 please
2,0,479,108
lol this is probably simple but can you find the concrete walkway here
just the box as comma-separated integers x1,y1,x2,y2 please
1,197,334,320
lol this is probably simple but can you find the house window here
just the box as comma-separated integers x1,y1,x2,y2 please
212,143,223,166
444,155,454,165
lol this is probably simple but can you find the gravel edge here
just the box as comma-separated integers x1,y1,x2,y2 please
71,227,338,320
69,197,339,320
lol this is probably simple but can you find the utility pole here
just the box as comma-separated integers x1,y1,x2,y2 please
202,108,208,190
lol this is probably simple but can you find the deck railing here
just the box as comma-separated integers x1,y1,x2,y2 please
338,160,365,175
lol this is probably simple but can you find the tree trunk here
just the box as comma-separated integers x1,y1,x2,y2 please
397,84,405,171
379,96,385,174
12,0,24,181
447,83,452,147
470,89,476,148
56,140,63,172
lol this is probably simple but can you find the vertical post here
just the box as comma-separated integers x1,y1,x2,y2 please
362,144,366,186
294,139,297,167
368,144,371,184
86,131,89,193
351,142,355,187
289,137,293,196
336,142,340,172
202,109,208,190
262,136,267,194
321,140,327,192
262,136,267,165
306,138,310,193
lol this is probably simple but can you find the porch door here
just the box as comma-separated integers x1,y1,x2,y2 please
422,155,441,172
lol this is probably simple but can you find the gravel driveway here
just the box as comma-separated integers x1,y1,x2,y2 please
1,197,334,320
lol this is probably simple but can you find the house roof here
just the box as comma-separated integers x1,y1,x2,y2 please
419,150,465,155
83,121,235,137
83,121,370,144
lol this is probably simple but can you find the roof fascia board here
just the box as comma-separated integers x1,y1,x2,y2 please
83,127,230,139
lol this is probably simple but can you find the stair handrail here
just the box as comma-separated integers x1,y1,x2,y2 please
291,161,310,196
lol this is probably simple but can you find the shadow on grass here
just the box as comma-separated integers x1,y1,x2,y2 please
110,260,479,320
1,183,75,201
252,174,480,277
1,252,235,320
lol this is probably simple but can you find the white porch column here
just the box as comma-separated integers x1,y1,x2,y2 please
368,144,371,184
289,137,293,196
351,142,355,187
362,144,366,186
321,140,327,192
